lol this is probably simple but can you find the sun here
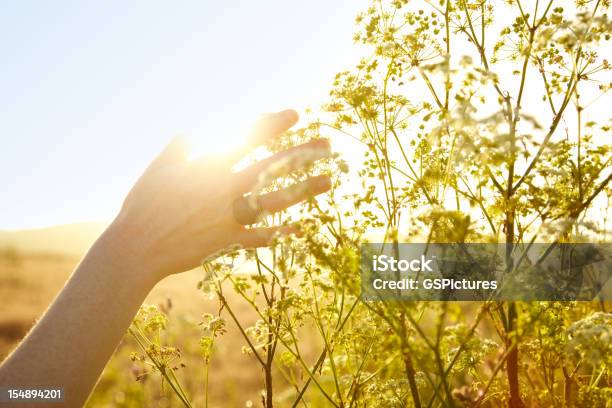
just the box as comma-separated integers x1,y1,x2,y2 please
186,112,259,160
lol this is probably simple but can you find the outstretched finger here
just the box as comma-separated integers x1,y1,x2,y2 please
233,139,331,193
258,175,331,214
229,109,299,163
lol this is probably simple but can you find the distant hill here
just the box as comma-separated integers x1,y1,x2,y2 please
0,222,107,259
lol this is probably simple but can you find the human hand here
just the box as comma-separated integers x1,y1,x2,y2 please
104,109,331,282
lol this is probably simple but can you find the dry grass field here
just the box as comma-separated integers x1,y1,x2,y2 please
0,239,323,407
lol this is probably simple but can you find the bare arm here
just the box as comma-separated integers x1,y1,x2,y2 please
0,227,158,406
0,110,331,407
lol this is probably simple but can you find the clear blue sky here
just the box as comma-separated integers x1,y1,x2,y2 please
0,0,367,229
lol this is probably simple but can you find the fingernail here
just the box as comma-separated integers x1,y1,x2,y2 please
305,139,332,157
311,175,331,193
278,109,299,124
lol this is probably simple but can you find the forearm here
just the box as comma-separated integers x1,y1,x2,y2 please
0,225,156,407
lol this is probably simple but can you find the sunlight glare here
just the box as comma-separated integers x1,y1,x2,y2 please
187,113,258,160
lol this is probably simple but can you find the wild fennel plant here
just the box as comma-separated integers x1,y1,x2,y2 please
125,1,611,407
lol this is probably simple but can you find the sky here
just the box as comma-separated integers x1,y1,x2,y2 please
0,0,368,229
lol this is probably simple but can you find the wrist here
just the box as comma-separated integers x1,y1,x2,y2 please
89,221,161,290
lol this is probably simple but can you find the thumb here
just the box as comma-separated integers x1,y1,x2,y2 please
147,136,191,170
